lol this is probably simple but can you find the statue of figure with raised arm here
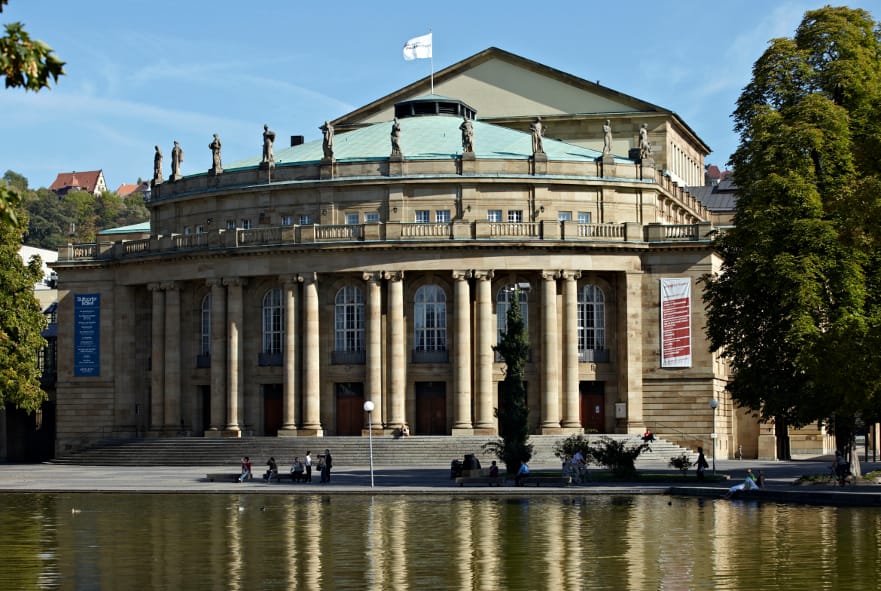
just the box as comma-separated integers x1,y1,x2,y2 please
321,121,334,160
530,117,545,154
602,119,613,155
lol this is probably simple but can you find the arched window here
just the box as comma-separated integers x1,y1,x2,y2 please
200,294,211,355
578,284,605,358
414,285,447,351
262,288,283,354
335,285,364,352
496,284,529,344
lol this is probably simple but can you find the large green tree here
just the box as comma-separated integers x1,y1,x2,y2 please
703,6,881,461
0,206,47,412
0,0,65,227
485,287,533,475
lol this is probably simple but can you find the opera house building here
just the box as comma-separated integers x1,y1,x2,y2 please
51,48,792,460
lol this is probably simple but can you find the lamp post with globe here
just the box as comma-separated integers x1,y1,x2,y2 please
363,400,375,487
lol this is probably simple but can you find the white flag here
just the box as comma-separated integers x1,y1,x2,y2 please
403,33,432,61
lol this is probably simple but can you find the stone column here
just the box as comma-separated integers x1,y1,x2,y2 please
301,273,323,434
622,271,644,434
224,278,244,434
561,271,582,431
162,281,182,432
364,272,384,428
452,270,473,434
474,270,495,432
148,283,165,432
385,271,406,428
279,275,299,435
540,271,561,433
207,279,226,434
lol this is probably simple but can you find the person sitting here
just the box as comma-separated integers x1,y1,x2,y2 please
725,469,761,497
488,460,499,479
290,457,305,483
642,429,655,443
264,457,279,483
515,460,530,486
450,459,463,479
400,424,410,437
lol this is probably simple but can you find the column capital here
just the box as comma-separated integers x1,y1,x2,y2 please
473,270,494,281
222,277,247,288
540,270,560,282
560,270,582,281
362,271,383,283
279,274,300,286
206,278,223,288
452,270,472,281
148,282,162,292
383,270,404,282
160,281,179,291
298,272,318,284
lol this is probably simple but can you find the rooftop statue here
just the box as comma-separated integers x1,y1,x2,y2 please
530,117,545,154
321,121,334,160
209,133,222,173
262,124,276,167
638,124,652,159
391,117,402,156
460,116,474,153
602,119,613,155
152,145,163,185
171,140,184,179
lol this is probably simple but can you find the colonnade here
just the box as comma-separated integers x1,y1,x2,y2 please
146,269,645,436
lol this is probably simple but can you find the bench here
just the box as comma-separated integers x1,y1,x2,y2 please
455,468,504,487
514,475,571,487
206,472,249,482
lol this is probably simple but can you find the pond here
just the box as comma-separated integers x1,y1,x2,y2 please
1,492,879,590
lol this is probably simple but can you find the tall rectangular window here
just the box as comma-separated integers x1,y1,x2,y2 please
281,215,294,226
241,219,252,230
226,219,236,230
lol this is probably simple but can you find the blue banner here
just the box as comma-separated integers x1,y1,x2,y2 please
74,293,100,377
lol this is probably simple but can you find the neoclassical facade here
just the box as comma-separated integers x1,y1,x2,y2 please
53,48,782,458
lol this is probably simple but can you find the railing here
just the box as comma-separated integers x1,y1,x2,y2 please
316,224,362,241
490,222,539,238
57,220,715,262
401,222,451,239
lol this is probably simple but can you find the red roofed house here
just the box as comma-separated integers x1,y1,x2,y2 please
49,170,107,197
115,181,150,198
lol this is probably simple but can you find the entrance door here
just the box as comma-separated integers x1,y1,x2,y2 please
415,382,447,435
263,384,283,436
335,382,365,436
580,381,605,432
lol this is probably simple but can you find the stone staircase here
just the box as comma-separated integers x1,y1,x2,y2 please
52,434,698,469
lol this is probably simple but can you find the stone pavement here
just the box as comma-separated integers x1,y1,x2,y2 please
0,456,880,505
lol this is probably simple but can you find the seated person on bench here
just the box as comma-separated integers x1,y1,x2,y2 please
290,457,305,482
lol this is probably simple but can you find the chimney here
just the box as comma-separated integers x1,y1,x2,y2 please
290,135,304,147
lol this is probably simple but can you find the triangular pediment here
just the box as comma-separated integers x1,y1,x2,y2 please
333,48,670,128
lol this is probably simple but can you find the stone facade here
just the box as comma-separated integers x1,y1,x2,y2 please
50,48,784,459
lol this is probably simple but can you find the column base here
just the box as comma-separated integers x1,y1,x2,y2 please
560,425,585,435
204,429,225,439
540,426,565,435
451,427,475,436
277,428,299,437
472,427,497,436
297,428,324,437
220,430,242,438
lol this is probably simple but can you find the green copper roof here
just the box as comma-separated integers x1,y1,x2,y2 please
99,221,150,235
226,116,624,170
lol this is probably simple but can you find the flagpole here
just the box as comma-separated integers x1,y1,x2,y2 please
429,28,434,94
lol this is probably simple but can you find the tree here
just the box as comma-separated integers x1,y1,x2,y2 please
703,7,881,465
484,287,533,475
0,1,65,227
0,206,48,412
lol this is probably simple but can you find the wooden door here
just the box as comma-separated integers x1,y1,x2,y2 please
415,382,447,435
263,384,283,436
335,382,365,436
579,381,605,432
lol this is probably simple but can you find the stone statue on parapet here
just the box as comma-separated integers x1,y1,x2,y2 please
152,145,163,185
391,117,402,156
638,124,652,159
262,124,276,167
530,117,545,154
321,121,334,160
460,116,474,153
602,119,613,155
209,133,222,173
171,140,184,180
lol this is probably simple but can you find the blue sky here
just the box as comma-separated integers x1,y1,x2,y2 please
1,0,871,191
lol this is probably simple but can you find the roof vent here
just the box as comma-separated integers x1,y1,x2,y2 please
394,95,477,120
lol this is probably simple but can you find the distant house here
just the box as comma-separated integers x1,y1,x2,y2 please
116,181,150,198
49,170,107,197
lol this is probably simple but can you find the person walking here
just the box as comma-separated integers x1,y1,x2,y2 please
322,449,333,483
696,447,709,480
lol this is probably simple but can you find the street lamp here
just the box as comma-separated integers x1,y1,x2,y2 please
709,399,719,475
363,400,375,488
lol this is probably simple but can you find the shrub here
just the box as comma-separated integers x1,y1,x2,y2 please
553,434,592,463
586,436,650,478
